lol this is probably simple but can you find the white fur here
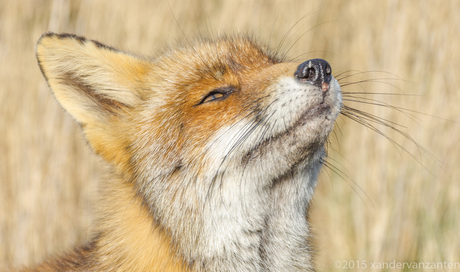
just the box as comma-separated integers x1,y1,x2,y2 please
163,76,343,271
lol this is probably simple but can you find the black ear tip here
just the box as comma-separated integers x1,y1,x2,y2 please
38,32,88,45
37,32,57,45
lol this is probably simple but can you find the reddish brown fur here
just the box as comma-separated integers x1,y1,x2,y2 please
28,33,313,271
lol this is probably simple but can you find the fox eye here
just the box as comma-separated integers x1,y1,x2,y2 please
197,86,235,105
203,92,225,103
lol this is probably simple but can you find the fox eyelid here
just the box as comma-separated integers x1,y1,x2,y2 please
197,86,235,106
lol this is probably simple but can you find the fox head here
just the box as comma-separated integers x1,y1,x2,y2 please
36,32,342,270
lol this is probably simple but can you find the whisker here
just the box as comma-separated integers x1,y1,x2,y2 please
335,70,406,82
343,96,424,125
339,109,440,173
275,13,315,56
321,159,374,208
342,105,406,128
281,20,334,61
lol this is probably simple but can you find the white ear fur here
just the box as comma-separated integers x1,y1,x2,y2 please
36,32,151,125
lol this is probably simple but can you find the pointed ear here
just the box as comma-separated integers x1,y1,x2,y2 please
36,32,151,125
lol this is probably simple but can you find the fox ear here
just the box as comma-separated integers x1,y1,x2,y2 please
36,32,150,125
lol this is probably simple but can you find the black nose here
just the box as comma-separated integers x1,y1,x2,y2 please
295,59,332,91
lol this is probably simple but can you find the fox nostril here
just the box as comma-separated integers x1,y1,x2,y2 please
295,58,332,90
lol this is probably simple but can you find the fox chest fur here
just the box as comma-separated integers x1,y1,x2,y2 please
30,33,342,272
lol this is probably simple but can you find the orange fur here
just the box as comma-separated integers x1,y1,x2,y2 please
95,178,188,272
26,32,342,271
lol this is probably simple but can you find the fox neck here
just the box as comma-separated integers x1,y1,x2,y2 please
93,176,189,272
103,154,322,272
200,165,318,272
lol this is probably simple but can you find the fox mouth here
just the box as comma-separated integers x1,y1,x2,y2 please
296,99,332,127
242,100,332,160
308,102,331,119
276,97,335,143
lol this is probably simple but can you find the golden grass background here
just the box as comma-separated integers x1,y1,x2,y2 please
1,0,459,271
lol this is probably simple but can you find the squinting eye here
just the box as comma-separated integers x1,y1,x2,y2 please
202,92,225,103
197,86,235,106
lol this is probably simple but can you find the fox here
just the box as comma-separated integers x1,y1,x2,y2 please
21,32,342,271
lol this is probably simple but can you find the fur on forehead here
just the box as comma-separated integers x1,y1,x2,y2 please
151,35,284,78
138,35,286,112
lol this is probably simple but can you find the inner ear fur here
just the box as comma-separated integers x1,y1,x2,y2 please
36,32,151,126
36,32,152,167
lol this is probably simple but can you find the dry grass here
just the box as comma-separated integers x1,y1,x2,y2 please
1,0,459,271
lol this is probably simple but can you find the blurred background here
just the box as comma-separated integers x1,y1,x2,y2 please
1,0,459,271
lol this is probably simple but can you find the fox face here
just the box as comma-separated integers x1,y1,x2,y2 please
36,33,341,271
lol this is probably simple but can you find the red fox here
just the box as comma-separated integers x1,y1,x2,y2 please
26,32,342,271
